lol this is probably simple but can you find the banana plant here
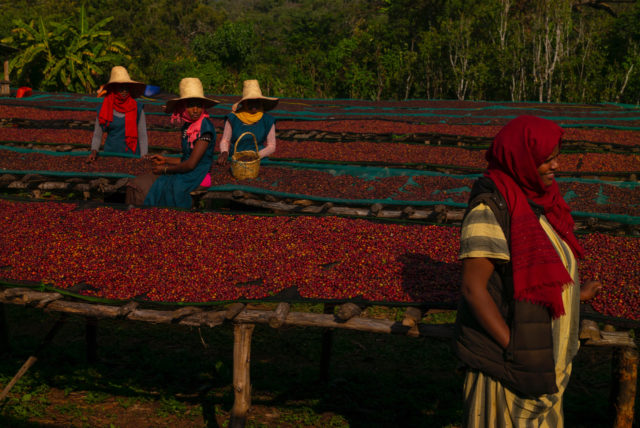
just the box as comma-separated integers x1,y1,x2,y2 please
1,5,130,93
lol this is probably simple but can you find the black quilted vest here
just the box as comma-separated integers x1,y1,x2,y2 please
452,177,558,397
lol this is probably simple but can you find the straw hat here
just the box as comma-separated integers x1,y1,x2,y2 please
232,79,278,112
165,78,220,114
103,66,146,98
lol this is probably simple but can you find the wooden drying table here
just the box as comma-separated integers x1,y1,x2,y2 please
0,287,637,428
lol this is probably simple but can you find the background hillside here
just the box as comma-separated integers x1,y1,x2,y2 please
2,0,640,103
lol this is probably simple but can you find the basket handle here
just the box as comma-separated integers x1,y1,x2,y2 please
233,131,259,155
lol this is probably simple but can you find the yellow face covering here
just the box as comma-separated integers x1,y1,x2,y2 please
234,110,263,125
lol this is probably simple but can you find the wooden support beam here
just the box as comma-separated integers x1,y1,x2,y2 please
225,303,246,320
610,347,638,428
2,288,63,306
230,323,255,428
0,288,456,337
195,191,466,222
170,306,203,322
0,287,637,425
268,302,290,329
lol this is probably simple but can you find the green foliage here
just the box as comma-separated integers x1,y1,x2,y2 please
192,21,256,72
2,5,130,93
1,0,639,103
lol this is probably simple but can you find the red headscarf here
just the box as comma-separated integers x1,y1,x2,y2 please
98,90,139,153
170,101,210,148
484,115,584,318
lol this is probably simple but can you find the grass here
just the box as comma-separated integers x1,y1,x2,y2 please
0,303,636,427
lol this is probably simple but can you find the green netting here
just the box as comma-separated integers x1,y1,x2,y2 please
3,145,639,223
5,93,640,129
3,165,640,224
0,144,144,158
571,211,640,224
3,144,638,186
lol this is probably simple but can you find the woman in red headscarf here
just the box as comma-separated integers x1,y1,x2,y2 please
87,66,148,163
453,116,601,427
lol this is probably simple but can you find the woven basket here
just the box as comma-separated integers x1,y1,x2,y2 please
230,131,260,180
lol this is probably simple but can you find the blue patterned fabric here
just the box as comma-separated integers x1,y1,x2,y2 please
143,118,216,208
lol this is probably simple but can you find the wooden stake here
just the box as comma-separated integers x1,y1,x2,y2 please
0,60,9,97
268,302,290,329
230,323,255,428
225,303,246,320
335,303,362,321
610,346,638,428
0,315,67,402
402,307,423,337
401,307,423,328
579,319,601,341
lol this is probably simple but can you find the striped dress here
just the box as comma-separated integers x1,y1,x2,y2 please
459,203,581,428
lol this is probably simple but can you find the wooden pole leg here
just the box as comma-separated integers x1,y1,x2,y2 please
0,60,9,97
0,314,67,402
0,304,10,355
230,323,255,428
610,346,638,428
85,317,98,363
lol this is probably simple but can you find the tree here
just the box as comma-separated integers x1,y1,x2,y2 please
2,5,130,93
192,22,256,73
529,0,573,102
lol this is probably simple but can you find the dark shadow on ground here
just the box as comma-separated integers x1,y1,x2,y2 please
399,252,461,308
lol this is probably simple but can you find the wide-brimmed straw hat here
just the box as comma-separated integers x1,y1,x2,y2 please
232,79,278,112
165,78,220,114
102,66,146,98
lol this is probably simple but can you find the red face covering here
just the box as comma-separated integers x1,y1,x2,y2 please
98,89,139,153
484,115,584,318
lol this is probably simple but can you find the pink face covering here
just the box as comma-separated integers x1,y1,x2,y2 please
170,102,210,148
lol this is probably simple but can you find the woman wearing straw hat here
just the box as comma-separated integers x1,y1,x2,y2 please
215,79,278,167
125,77,219,208
87,66,149,163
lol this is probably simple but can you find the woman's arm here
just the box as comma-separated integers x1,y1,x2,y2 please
216,121,232,165
580,279,602,301
87,117,103,162
152,138,209,175
258,124,276,158
137,110,149,156
461,257,510,348
148,154,180,166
